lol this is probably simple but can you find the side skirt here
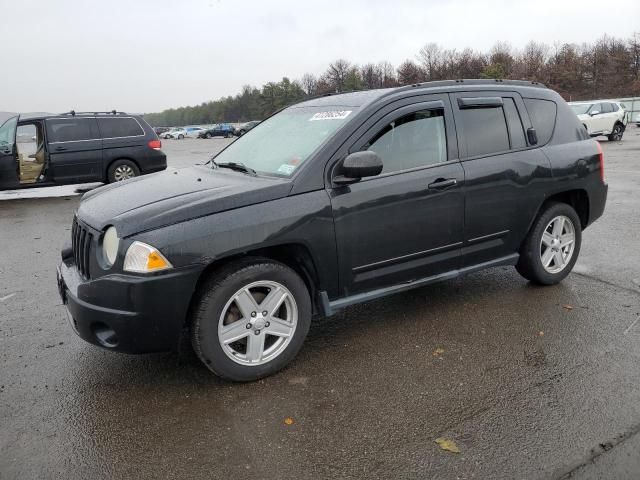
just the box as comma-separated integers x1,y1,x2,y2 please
318,253,519,317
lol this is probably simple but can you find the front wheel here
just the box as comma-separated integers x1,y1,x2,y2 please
608,123,624,141
516,203,582,285
178,134,184,139
191,259,311,381
205,133,212,139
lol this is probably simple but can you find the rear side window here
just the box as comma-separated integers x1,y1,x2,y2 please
523,99,557,145
365,109,447,174
47,118,98,143
502,98,527,149
458,107,509,157
611,103,619,112
98,117,144,138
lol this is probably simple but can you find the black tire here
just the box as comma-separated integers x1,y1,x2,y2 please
178,134,184,139
516,202,582,285
191,258,311,381
239,130,246,136
608,123,624,141
107,159,140,183
205,133,212,139
225,132,231,138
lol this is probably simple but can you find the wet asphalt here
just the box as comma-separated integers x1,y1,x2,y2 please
1,132,639,479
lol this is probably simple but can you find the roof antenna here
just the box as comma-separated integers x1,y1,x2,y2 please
70,110,76,116
111,110,117,115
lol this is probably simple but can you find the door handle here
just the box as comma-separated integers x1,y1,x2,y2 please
54,146,67,152
428,178,457,190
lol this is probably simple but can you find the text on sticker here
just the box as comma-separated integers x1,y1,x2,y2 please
309,111,352,121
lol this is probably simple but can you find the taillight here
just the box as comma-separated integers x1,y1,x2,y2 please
148,139,162,150
596,141,604,182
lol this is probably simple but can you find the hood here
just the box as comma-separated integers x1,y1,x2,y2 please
77,166,293,237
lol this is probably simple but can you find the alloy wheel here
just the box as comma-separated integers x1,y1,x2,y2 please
540,215,576,274
217,281,298,366
113,165,136,181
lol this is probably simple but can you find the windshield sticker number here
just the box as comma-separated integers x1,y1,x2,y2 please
309,110,352,121
277,164,297,175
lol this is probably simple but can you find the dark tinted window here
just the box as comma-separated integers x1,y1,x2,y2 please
98,117,144,138
365,109,447,174
503,98,527,148
523,99,557,145
459,106,509,157
47,118,97,143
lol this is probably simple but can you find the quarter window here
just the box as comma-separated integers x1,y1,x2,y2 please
365,109,447,174
524,98,557,145
458,106,509,157
98,118,144,138
46,118,97,143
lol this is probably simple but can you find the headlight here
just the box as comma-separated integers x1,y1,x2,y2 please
102,226,120,267
123,241,173,273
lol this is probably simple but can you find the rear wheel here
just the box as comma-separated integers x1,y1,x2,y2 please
516,202,582,285
608,123,624,141
178,134,184,139
205,133,212,139
191,258,311,381
107,159,139,183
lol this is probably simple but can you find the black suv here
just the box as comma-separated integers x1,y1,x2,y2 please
0,111,166,190
57,80,607,381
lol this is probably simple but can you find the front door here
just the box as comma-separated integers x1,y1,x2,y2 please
0,115,19,190
329,97,465,296
45,117,103,184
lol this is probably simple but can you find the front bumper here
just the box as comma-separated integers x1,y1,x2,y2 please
57,258,203,353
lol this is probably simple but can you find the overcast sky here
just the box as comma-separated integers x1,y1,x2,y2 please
2,0,638,113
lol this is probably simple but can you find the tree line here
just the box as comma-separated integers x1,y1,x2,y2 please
144,34,640,127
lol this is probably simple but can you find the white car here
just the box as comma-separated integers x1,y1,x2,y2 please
184,127,206,138
569,101,627,141
161,128,187,139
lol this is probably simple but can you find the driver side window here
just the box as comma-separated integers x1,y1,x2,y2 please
364,109,447,174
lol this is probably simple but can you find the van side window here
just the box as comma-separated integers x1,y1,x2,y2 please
364,109,447,174
458,106,509,157
523,99,557,145
502,98,527,149
98,118,144,138
47,119,98,143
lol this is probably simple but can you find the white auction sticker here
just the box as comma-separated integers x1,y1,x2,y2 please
309,110,352,121
277,164,297,175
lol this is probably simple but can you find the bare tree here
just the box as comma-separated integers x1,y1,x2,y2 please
378,61,397,87
397,60,424,85
325,59,352,92
300,73,317,96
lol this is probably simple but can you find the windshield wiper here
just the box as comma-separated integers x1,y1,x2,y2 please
214,161,257,176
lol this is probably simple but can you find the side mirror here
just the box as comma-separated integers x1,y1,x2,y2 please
526,127,538,146
590,110,600,116
334,151,383,185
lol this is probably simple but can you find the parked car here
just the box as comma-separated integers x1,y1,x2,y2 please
235,120,261,136
198,123,235,138
0,111,165,190
160,127,187,139
185,127,206,138
57,80,607,381
154,127,171,136
569,100,627,141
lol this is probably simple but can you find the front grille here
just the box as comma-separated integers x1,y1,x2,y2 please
71,217,93,279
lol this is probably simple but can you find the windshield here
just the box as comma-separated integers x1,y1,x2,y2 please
212,106,357,177
570,104,592,115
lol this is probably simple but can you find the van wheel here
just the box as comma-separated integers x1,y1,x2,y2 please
191,258,311,381
608,123,623,141
107,160,140,183
516,203,582,285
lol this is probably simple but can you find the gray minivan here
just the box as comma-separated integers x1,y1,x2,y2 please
0,111,166,190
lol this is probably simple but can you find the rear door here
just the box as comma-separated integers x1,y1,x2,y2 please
0,115,19,189
45,117,103,183
450,91,552,267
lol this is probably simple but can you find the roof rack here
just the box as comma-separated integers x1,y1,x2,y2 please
402,78,547,90
60,110,127,116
